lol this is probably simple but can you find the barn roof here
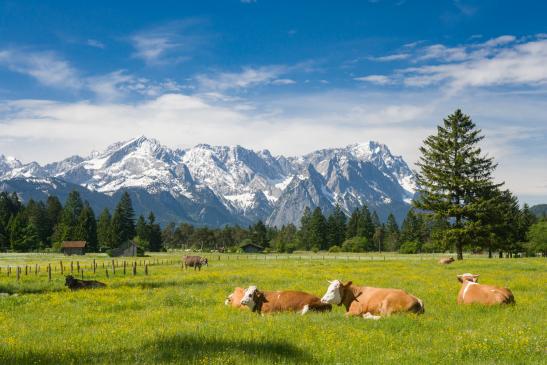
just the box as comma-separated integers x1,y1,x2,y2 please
61,241,87,248
240,242,264,249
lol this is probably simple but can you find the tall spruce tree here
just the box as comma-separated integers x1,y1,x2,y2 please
384,213,400,251
60,190,84,241
298,207,312,250
326,205,347,247
147,212,163,252
97,208,112,250
309,207,327,250
111,192,136,248
414,109,501,260
76,202,98,251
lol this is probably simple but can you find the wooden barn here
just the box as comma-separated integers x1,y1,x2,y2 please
240,242,264,253
61,241,87,256
110,241,139,257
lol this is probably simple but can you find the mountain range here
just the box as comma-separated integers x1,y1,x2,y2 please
0,136,417,227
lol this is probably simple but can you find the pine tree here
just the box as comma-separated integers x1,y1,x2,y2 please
60,190,84,240
384,213,400,251
298,207,312,250
371,211,381,229
251,220,268,247
135,215,148,245
111,192,136,248
309,207,327,250
346,209,362,239
400,209,425,247
97,208,112,250
360,206,375,240
326,205,347,247
414,109,501,260
76,202,98,251
147,212,163,252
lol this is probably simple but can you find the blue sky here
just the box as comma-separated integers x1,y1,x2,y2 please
0,0,546,204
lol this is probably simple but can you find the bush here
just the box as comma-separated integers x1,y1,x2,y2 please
328,245,341,253
311,245,320,253
399,241,420,254
341,237,368,252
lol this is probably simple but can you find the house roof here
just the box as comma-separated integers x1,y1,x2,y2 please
61,241,87,248
240,242,264,249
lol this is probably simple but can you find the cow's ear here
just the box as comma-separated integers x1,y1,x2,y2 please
258,292,268,303
344,281,352,287
457,275,463,283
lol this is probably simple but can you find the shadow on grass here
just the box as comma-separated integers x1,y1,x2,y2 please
0,334,316,364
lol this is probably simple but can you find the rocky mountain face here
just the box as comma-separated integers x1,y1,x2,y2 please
0,136,417,226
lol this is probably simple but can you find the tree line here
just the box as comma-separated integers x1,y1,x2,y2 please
0,190,162,253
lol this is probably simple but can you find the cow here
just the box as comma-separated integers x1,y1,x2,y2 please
224,287,248,309
456,273,515,305
439,257,455,265
183,256,208,271
240,286,332,315
65,275,106,291
320,280,424,320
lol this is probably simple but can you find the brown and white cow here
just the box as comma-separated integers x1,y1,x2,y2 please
320,280,424,320
224,287,248,309
456,273,515,305
240,286,332,315
439,257,455,265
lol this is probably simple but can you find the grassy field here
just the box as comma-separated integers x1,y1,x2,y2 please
0,253,545,364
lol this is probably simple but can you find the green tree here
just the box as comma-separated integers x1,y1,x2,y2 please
75,202,98,251
526,219,547,256
384,213,400,251
60,190,84,239
298,207,312,250
111,192,136,247
326,205,347,247
309,207,327,250
147,212,163,252
97,208,112,250
251,220,268,247
414,109,501,260
400,209,425,248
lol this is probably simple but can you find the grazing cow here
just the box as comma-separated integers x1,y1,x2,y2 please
456,273,515,305
240,286,332,315
320,280,424,320
65,275,106,290
224,287,248,309
439,257,455,265
183,256,208,271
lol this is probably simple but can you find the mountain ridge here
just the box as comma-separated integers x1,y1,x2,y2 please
0,136,417,226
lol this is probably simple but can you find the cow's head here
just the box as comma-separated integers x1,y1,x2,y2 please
321,280,352,305
200,258,208,266
457,273,479,283
65,275,76,287
240,285,267,311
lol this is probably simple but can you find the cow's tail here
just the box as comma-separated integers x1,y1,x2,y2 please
309,302,332,312
410,297,425,314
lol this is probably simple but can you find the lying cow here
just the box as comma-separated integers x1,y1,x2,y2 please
240,286,332,315
183,256,208,271
439,257,455,265
225,287,248,309
457,273,515,305
321,280,424,320
65,275,106,291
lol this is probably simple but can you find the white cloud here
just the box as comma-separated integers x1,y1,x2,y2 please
130,19,206,65
0,49,82,89
86,39,105,49
368,53,410,62
196,66,288,91
403,39,547,91
271,78,296,85
354,75,393,85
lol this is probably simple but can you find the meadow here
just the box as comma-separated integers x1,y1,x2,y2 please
0,253,545,364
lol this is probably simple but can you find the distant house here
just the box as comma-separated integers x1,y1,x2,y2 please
110,241,139,257
61,241,87,256
240,242,264,253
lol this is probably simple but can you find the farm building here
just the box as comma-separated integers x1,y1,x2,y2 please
110,241,139,257
61,241,87,255
240,242,264,253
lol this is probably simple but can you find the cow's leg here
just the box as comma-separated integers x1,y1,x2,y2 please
301,304,310,315
362,312,381,320
345,301,363,317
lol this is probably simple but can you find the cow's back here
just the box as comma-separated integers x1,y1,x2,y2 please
356,286,422,315
227,287,247,308
262,291,323,313
459,283,514,305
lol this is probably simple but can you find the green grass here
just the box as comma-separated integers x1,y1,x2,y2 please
0,253,545,364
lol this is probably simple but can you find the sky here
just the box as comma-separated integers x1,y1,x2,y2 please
0,0,546,204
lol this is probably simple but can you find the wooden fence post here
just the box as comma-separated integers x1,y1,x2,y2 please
48,264,52,282
35,264,38,275
132,262,137,275
7,266,11,277
123,261,126,275
93,259,96,274
77,261,80,273
25,265,28,276
70,261,73,273
106,269,109,278
16,266,20,281
111,260,115,275
81,270,84,280
145,264,148,275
